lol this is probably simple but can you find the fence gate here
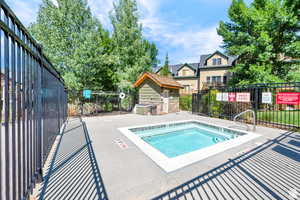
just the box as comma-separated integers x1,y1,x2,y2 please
192,82,300,130
0,1,68,200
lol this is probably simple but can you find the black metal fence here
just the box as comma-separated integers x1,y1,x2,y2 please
192,82,300,130
0,1,67,200
68,91,136,116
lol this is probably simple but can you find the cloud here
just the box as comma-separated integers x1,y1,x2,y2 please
88,0,114,28
6,0,223,64
163,26,222,63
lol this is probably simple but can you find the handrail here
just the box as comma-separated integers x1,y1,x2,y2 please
233,109,256,131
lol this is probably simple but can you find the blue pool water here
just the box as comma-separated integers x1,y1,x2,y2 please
131,122,242,158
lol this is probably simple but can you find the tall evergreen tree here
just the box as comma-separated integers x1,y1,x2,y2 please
160,53,171,76
29,0,117,91
218,0,300,85
110,0,158,90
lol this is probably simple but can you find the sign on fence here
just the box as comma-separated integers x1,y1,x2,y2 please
83,90,92,99
216,93,229,102
276,92,300,105
229,93,236,102
262,92,272,104
236,92,251,102
223,93,229,102
216,93,223,101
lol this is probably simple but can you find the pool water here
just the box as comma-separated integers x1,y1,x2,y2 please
131,122,240,158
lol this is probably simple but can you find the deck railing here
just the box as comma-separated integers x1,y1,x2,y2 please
0,1,67,199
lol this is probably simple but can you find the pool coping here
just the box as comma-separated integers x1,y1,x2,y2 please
118,119,261,173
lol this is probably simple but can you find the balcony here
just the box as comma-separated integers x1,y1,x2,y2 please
202,81,226,89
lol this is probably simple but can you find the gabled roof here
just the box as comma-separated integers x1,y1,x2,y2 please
134,72,183,89
204,50,228,61
177,63,198,72
154,63,199,75
199,51,238,67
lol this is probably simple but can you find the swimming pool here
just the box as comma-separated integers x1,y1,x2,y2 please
119,120,260,172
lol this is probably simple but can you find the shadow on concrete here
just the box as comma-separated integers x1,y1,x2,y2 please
152,131,300,200
38,118,109,200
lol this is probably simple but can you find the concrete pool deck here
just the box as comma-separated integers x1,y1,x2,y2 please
83,112,300,200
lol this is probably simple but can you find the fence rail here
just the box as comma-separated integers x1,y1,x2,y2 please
68,90,136,116
0,1,67,200
192,82,300,130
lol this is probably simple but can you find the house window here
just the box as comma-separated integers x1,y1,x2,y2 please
206,76,211,83
212,76,221,83
223,76,227,84
212,58,222,65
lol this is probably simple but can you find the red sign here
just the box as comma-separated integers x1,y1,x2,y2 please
276,92,300,105
236,93,251,102
229,93,236,102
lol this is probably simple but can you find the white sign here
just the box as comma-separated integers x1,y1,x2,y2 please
222,93,229,102
236,93,251,102
217,93,229,102
216,93,223,101
119,92,126,99
262,92,272,104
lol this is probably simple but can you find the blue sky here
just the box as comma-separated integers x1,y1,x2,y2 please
6,0,252,65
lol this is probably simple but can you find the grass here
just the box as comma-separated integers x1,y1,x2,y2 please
257,110,300,127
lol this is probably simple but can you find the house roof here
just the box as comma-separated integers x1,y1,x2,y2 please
133,72,183,89
199,51,238,67
154,63,199,75
153,51,238,74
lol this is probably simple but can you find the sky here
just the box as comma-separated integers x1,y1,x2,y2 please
5,0,253,65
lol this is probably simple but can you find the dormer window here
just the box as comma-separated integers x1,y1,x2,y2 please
212,58,222,65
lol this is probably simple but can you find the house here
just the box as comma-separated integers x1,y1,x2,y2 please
154,51,238,94
133,72,183,115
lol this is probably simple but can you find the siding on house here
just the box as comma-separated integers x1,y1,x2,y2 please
169,89,180,113
175,79,198,94
139,79,162,104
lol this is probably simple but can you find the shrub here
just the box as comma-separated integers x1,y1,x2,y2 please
200,89,223,117
180,95,192,111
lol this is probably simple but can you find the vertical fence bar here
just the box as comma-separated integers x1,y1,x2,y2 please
16,29,22,199
21,38,26,199
3,9,10,200
11,19,17,200
0,22,2,200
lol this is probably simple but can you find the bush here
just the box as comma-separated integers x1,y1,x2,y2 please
180,95,192,111
200,89,223,117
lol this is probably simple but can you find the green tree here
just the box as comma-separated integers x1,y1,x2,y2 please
29,0,117,91
160,53,171,76
218,0,300,85
110,0,158,90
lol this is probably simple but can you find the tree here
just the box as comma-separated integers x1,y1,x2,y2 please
160,53,171,76
217,0,300,85
110,0,158,90
29,0,117,91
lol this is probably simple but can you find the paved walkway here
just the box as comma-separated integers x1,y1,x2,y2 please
38,118,108,200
